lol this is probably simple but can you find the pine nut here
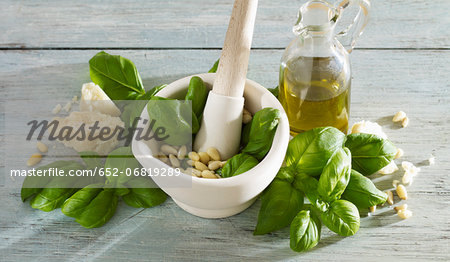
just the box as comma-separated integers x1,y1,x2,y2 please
169,154,180,167
243,108,251,115
208,161,221,171
394,204,408,212
63,101,72,112
214,173,221,178
401,116,409,128
397,209,412,219
52,104,62,114
188,151,200,161
220,161,227,167
185,168,201,177
186,159,195,166
392,111,406,122
194,161,208,171
198,152,210,164
36,141,48,153
395,148,404,159
402,172,414,185
392,180,400,188
396,184,408,200
72,95,78,102
428,155,435,166
177,145,187,160
378,161,398,174
369,206,376,213
157,151,169,164
206,147,221,161
27,154,42,166
242,113,252,124
385,191,394,205
201,170,217,179
161,145,178,155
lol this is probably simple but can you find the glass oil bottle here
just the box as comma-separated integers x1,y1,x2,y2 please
279,0,370,134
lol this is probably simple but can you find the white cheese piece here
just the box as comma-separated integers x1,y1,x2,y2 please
350,120,388,139
80,82,121,117
53,111,124,155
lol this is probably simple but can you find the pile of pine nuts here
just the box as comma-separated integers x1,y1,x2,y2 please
156,144,226,179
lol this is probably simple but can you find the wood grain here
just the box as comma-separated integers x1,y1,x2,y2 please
0,49,449,261
0,0,449,49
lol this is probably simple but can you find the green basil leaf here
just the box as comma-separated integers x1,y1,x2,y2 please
286,127,346,176
208,59,219,73
267,86,279,98
321,200,360,236
30,187,78,212
62,184,104,218
75,190,119,228
185,76,209,119
147,96,194,145
293,173,328,212
79,151,103,170
138,84,167,100
89,51,145,100
254,167,304,235
241,108,281,160
345,133,397,176
240,120,252,147
221,153,259,178
290,210,321,252
22,161,86,209
317,147,352,202
104,147,141,188
122,177,167,208
121,84,167,129
341,169,388,208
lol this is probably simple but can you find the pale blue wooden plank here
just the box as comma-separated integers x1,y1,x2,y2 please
0,49,449,261
0,0,449,49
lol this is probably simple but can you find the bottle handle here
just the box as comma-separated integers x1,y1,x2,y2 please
335,0,371,53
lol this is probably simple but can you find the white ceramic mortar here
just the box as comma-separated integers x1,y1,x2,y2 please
132,73,289,218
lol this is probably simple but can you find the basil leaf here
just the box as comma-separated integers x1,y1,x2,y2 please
30,187,79,212
321,200,360,236
341,169,388,208
240,115,252,147
345,133,397,176
267,86,279,98
89,51,145,100
121,84,168,129
104,147,141,189
122,177,167,208
241,108,281,160
286,127,346,176
293,173,328,213
185,76,209,119
20,161,75,201
147,96,195,145
290,210,321,252
22,161,86,210
221,153,259,178
208,59,219,73
75,189,119,228
254,167,304,235
79,151,103,170
317,147,352,202
139,84,166,99
62,184,104,218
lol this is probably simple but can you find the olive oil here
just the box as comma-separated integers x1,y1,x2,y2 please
279,56,350,135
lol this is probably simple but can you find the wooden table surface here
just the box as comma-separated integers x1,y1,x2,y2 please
1,0,449,261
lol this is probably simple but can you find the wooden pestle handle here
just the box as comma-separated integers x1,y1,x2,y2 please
212,0,259,97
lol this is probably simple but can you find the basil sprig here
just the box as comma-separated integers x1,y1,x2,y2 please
255,127,396,252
